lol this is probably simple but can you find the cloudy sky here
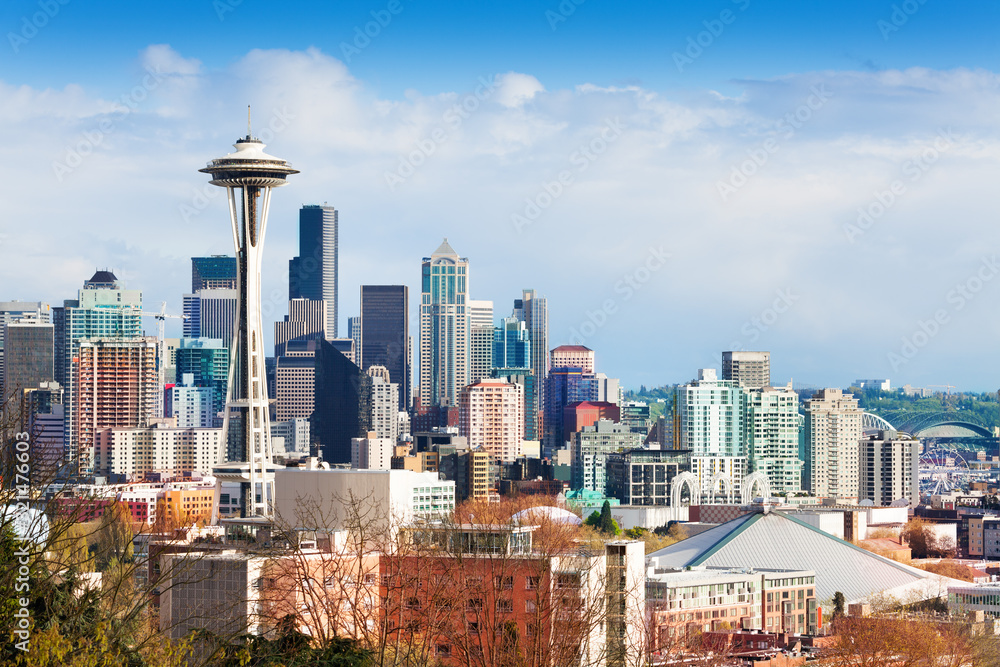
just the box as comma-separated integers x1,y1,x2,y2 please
2,0,1000,392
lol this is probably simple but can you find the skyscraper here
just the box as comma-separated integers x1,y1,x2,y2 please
274,298,327,357
544,366,600,454
676,369,748,502
493,317,530,370
75,338,158,475
419,239,469,409
347,315,362,360
459,379,524,462
722,351,771,390
289,204,338,338
0,301,51,394
275,339,318,422
2,318,53,397
746,383,803,494
175,338,229,421
359,285,409,409
57,270,143,468
859,430,919,507
313,339,364,465
182,289,238,343
492,317,534,441
551,345,595,374
365,365,400,442
191,256,237,292
513,289,548,422
468,299,494,385
804,388,863,500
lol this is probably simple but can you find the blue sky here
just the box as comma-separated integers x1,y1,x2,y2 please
2,0,1000,392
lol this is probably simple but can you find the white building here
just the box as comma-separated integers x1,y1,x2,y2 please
168,374,215,428
859,430,919,507
855,378,891,391
804,388,863,500
458,378,524,462
271,418,310,454
93,423,223,479
367,366,400,441
677,369,747,501
746,383,803,494
273,468,455,536
351,432,394,470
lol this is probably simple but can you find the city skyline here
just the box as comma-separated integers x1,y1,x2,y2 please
4,2,1000,392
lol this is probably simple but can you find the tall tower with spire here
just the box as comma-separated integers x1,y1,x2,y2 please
200,112,298,518
419,239,469,409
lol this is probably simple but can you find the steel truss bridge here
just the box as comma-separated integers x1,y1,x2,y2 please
862,411,998,496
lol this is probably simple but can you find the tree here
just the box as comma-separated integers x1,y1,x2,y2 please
828,615,976,667
597,500,620,536
833,591,845,619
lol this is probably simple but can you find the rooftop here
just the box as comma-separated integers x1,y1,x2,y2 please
648,510,965,604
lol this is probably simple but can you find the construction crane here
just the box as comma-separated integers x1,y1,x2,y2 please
141,302,187,418
928,384,957,395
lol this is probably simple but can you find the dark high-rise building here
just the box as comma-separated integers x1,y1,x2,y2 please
513,290,548,443
191,256,237,292
359,285,409,409
543,366,599,455
0,301,51,393
312,339,363,464
2,320,54,397
289,204,338,338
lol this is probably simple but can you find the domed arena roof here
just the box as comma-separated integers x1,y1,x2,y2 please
512,506,582,525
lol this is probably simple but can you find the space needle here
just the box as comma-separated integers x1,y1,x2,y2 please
201,109,298,519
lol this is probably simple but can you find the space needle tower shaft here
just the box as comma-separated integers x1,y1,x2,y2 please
200,109,298,518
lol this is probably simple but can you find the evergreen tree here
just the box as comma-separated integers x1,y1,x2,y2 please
833,591,846,619
599,501,615,535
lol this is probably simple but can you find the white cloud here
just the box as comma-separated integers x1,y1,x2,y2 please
494,72,545,108
2,49,999,389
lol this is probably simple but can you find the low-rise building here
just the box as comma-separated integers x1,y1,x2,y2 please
93,423,223,480
571,420,645,494
646,567,818,653
273,468,455,537
605,448,692,506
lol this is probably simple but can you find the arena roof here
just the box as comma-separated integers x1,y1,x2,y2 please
647,511,963,605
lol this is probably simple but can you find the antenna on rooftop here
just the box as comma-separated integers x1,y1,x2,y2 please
247,105,251,137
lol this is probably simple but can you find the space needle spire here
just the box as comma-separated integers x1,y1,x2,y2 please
200,116,298,519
